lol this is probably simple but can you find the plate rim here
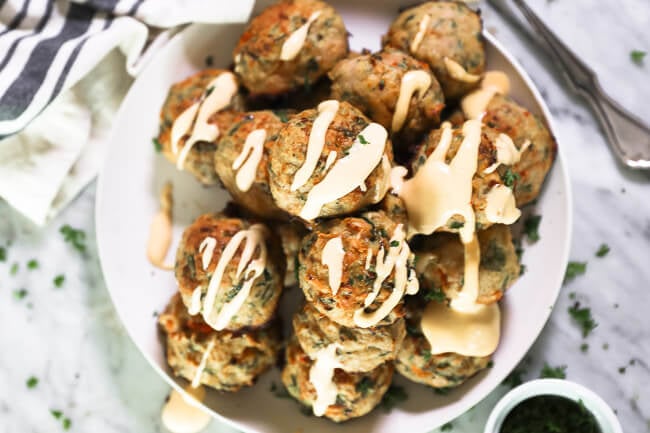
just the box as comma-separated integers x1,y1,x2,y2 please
95,23,573,433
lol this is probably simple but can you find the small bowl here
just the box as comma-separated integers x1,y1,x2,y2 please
484,379,623,433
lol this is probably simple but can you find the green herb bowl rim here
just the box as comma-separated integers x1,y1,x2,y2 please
483,379,623,433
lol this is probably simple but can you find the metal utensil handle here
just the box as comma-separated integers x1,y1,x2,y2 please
511,0,650,169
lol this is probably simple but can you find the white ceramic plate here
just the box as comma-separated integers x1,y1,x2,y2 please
96,1,572,432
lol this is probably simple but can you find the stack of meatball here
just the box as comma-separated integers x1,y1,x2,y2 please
156,0,556,423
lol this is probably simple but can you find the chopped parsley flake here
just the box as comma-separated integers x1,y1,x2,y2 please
423,287,447,303
60,225,87,254
27,259,39,270
10,262,18,275
441,422,454,431
449,221,464,229
421,349,432,362
618,366,626,374
13,288,28,300
503,369,526,388
152,138,162,153
63,418,72,430
205,86,215,97
358,134,369,145
568,302,597,337
51,410,63,419
53,274,65,288
501,168,520,187
390,240,399,247
0,246,6,262
523,215,542,242
269,382,290,398
355,377,373,397
380,385,408,412
631,50,646,65
540,363,567,379
26,376,39,388
564,261,587,282
595,244,610,257
580,343,589,353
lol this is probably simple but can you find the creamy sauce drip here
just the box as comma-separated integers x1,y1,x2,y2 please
192,337,216,388
161,386,211,433
309,343,342,417
353,224,419,328
199,237,217,270
292,100,339,191
392,70,432,132
324,151,337,171
410,14,430,53
484,135,531,174
398,120,481,242
188,286,203,315
444,57,481,83
461,70,510,120
281,11,322,61
364,248,373,270
147,182,174,270
172,72,238,170
199,225,268,330
232,128,266,192
485,184,521,224
300,123,388,220
322,237,345,295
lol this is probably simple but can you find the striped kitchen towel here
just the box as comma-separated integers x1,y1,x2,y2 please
0,0,254,225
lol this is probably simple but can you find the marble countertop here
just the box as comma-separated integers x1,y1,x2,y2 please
1,0,649,432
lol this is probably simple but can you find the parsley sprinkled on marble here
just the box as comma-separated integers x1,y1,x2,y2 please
630,50,646,65
580,343,589,353
0,246,6,262
10,262,19,275
60,225,87,254
595,244,610,257
564,261,587,282
540,363,567,379
50,410,72,430
27,259,39,270
13,288,27,300
53,274,65,288
26,376,39,388
441,422,454,431
523,215,541,242
152,138,162,153
569,302,597,337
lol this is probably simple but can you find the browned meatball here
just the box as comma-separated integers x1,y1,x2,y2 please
214,111,287,219
281,337,394,422
157,69,245,184
329,49,445,142
268,101,393,220
483,94,557,206
298,211,418,328
383,1,485,100
415,224,520,305
293,302,405,372
233,0,349,96
158,293,281,392
175,214,284,331
411,123,522,232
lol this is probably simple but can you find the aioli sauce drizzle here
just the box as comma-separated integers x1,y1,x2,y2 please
461,70,510,120
322,237,345,295
291,100,339,191
232,128,267,192
161,386,211,433
484,135,531,174
199,237,217,270
300,123,388,220
353,224,419,328
324,151,337,171
392,70,432,132
410,14,430,53
147,182,174,270
192,337,216,388
199,225,268,330
484,184,521,224
171,72,238,170
309,343,342,417
188,286,202,315
280,11,322,61
443,57,481,83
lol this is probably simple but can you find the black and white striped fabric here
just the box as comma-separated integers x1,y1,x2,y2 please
0,0,253,138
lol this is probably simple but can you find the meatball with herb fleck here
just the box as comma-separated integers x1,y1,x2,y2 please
483,94,557,206
415,224,520,305
159,293,281,392
214,111,287,220
411,124,522,232
395,296,491,389
281,337,394,422
298,211,418,328
233,0,349,96
157,69,245,185
268,101,393,221
383,1,485,100
293,302,406,373
175,214,284,331
329,49,445,142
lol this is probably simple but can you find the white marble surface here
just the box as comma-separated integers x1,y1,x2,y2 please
1,0,649,432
